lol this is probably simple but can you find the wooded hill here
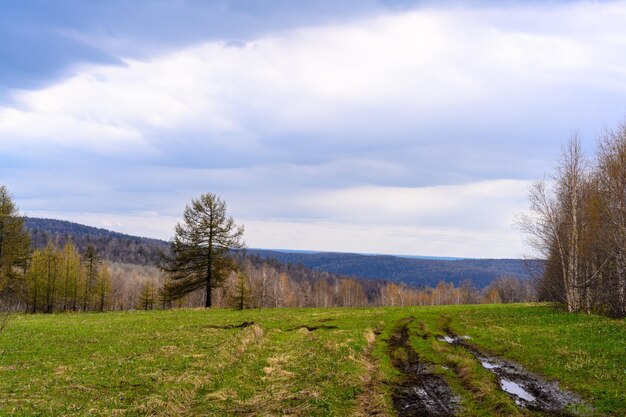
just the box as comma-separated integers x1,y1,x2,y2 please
25,217,167,265
247,250,537,288
25,217,537,289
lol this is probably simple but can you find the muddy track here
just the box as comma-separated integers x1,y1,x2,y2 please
440,332,585,415
204,321,255,329
389,319,459,417
286,325,339,331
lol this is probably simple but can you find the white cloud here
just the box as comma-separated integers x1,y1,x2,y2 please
6,2,626,257
294,179,530,228
3,2,626,151
237,219,524,259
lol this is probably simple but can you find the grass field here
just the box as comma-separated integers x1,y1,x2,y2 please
0,304,624,416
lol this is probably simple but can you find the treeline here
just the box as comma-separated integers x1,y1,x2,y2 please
521,124,626,317
121,256,534,310
9,242,112,313
2,240,534,313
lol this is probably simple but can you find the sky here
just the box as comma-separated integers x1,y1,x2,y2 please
2,0,626,258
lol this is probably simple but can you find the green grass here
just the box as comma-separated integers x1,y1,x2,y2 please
0,304,623,416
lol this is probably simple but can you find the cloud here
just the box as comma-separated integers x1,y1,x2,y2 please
0,1,415,91
292,180,530,228
242,219,524,259
4,1,626,257
4,3,626,159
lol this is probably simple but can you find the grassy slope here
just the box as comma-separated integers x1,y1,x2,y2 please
0,304,623,416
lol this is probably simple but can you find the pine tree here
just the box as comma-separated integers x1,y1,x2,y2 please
26,250,46,312
82,245,100,311
0,185,31,304
42,242,61,313
95,263,111,312
160,193,244,307
60,242,81,312
138,281,157,310
228,271,251,310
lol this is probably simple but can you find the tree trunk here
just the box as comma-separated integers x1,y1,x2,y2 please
205,282,212,308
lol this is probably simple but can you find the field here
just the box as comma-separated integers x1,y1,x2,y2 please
0,304,624,416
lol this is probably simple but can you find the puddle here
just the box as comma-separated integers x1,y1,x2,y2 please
440,330,586,415
501,379,535,404
479,359,498,370
438,335,471,344
390,319,459,416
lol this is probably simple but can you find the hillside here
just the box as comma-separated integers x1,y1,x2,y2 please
24,217,168,265
247,249,540,288
24,217,540,288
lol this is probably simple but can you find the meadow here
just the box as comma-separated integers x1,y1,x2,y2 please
0,304,623,416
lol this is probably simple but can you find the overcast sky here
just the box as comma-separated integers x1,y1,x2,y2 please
2,0,626,258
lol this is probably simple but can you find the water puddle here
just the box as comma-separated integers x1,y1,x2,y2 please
500,379,535,404
479,359,498,370
438,335,471,344
440,330,586,415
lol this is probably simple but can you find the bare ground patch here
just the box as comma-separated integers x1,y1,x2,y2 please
389,319,459,417
204,321,256,329
286,324,339,332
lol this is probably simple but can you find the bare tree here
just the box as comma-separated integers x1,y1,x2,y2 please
596,125,626,316
520,137,587,312
521,127,626,317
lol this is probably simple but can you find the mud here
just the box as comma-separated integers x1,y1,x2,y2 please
204,321,255,329
440,333,585,415
390,319,459,417
286,325,339,331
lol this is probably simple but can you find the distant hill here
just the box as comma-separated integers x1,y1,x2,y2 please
246,249,541,288
24,217,168,265
24,217,541,288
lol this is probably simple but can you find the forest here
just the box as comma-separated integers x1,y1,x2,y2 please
247,249,537,288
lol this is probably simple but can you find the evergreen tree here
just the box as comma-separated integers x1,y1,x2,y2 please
26,250,46,312
42,242,61,313
0,185,31,304
82,245,100,311
95,263,111,312
60,242,81,312
160,193,244,307
138,281,156,310
228,271,251,310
